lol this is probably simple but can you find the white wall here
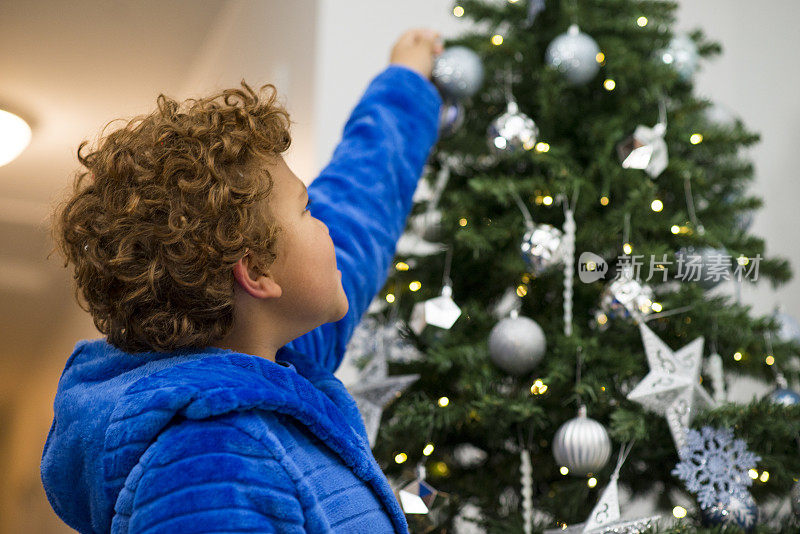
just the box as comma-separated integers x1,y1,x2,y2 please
674,1,800,322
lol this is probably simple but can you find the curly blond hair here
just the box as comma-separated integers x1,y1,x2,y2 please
50,81,292,354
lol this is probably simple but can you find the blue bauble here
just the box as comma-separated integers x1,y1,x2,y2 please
657,34,699,81
545,24,601,86
774,311,800,344
438,99,465,137
769,388,800,407
700,492,758,533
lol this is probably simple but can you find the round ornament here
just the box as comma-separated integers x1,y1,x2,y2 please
544,24,601,86
657,34,698,81
432,46,484,100
439,99,465,137
520,223,564,275
700,491,758,533
598,266,655,322
552,405,612,476
769,387,800,407
487,100,539,154
675,246,731,290
488,312,546,376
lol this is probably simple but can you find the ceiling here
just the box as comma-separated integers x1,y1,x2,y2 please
0,0,233,383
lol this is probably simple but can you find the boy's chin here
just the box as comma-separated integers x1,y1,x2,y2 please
333,295,349,322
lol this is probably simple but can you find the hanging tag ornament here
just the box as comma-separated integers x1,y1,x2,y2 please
409,246,462,336
398,462,448,515
545,442,664,534
616,99,669,178
409,284,462,335
617,123,668,178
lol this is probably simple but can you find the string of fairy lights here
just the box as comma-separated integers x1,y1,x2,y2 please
381,0,783,523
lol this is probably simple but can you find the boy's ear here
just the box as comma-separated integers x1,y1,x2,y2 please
232,257,282,299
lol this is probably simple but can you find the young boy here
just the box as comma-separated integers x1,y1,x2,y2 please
41,28,444,533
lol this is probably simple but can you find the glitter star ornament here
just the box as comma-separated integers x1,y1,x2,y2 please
626,323,715,450
347,346,420,448
616,123,668,178
345,314,423,366
409,283,462,335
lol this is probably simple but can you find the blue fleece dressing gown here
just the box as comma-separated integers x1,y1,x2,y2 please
40,64,442,534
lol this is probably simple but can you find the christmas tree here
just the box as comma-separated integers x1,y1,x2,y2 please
344,1,800,532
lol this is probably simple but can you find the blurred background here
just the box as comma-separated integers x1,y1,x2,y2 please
0,0,797,531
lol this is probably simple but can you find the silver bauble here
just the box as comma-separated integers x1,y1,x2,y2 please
675,246,731,290
545,24,601,86
432,46,484,100
439,99,465,137
488,314,546,376
598,268,655,321
657,34,698,81
552,405,612,476
773,311,800,344
520,223,564,275
487,100,539,154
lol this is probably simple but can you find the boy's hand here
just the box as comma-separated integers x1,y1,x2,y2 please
389,28,444,80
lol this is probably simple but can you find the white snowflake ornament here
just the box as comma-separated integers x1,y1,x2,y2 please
671,426,761,510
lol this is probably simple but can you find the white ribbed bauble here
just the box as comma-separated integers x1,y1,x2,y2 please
552,405,612,476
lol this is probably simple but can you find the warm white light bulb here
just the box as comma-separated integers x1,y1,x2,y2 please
0,109,32,167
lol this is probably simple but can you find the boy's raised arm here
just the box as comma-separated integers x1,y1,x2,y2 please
287,58,443,374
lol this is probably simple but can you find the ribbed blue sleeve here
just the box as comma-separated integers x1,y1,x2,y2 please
113,416,306,534
288,64,443,374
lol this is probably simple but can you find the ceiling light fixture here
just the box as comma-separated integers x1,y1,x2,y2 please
0,109,32,167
